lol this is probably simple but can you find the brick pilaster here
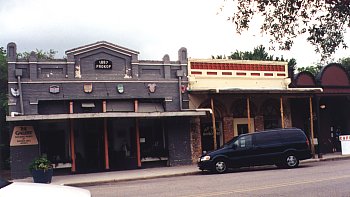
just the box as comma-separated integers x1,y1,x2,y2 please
223,117,234,143
190,116,202,163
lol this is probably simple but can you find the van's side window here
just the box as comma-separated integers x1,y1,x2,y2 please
236,135,252,149
254,131,281,146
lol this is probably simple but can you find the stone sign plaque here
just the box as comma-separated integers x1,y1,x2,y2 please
10,126,38,146
95,59,112,69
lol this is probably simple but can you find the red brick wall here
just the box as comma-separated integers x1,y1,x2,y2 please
190,116,202,163
223,117,234,142
255,116,264,131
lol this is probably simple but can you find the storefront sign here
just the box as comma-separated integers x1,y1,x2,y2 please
148,83,157,93
84,83,93,93
95,59,112,69
202,126,221,136
340,135,350,155
10,126,38,146
49,85,60,94
339,135,350,141
117,84,124,94
10,88,20,97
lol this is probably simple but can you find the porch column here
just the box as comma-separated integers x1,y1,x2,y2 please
135,100,141,167
69,120,76,172
315,96,323,158
280,97,285,128
211,97,217,150
69,101,76,172
247,97,251,133
103,101,109,170
309,96,316,158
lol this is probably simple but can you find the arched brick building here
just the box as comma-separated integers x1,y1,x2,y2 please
292,63,350,154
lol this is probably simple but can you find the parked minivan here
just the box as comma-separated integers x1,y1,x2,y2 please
198,128,312,173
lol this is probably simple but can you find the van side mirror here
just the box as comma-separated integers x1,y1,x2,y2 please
231,143,237,149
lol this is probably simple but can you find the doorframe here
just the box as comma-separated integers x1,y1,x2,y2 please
233,118,255,137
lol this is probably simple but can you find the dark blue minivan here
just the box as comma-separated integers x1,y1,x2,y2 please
198,128,312,173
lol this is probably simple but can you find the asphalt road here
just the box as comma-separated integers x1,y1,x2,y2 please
82,159,350,197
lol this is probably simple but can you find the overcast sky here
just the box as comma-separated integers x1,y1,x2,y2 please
0,0,349,67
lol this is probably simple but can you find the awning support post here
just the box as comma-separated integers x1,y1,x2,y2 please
247,97,251,133
211,98,217,150
280,97,285,128
309,96,316,158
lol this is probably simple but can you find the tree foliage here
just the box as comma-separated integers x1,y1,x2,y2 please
0,47,7,113
225,0,350,60
17,49,57,60
0,47,9,169
297,64,323,75
339,57,350,76
213,45,285,61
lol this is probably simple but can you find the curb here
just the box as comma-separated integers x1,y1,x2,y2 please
301,155,350,164
65,171,201,187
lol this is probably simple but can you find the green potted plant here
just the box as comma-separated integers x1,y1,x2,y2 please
29,155,53,183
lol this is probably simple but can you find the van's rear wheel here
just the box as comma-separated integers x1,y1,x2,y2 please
284,154,299,168
213,159,227,173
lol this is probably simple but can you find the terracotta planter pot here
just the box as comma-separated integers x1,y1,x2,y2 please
31,168,53,183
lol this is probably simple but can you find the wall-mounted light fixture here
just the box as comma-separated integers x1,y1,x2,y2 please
320,104,326,109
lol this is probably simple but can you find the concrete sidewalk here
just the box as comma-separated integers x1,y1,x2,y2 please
13,152,350,186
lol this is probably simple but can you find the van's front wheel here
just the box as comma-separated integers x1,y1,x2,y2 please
213,159,227,173
284,154,299,168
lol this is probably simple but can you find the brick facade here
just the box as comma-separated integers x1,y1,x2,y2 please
223,117,234,143
190,116,201,163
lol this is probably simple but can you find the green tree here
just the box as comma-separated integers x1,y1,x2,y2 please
0,47,7,118
224,0,350,60
339,57,350,76
17,49,57,60
0,47,8,169
297,64,323,75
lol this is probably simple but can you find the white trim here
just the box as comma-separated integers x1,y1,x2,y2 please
8,103,16,106
66,42,139,55
30,102,38,105
139,63,183,66
8,80,179,84
71,46,133,56
37,62,75,65
7,62,74,65
6,111,206,121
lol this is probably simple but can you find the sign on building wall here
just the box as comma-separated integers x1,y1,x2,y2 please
95,59,112,69
10,126,38,146
340,135,350,155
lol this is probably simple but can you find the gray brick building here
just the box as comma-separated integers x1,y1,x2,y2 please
6,41,205,179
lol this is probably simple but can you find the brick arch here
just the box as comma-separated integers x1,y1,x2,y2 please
198,99,227,119
229,98,257,118
316,63,350,86
260,98,281,129
293,71,317,87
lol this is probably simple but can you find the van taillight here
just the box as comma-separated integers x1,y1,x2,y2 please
306,137,310,147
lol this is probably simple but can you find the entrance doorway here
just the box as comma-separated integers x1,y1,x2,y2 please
234,118,255,136
39,121,70,165
139,119,168,166
76,119,104,172
237,124,249,135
